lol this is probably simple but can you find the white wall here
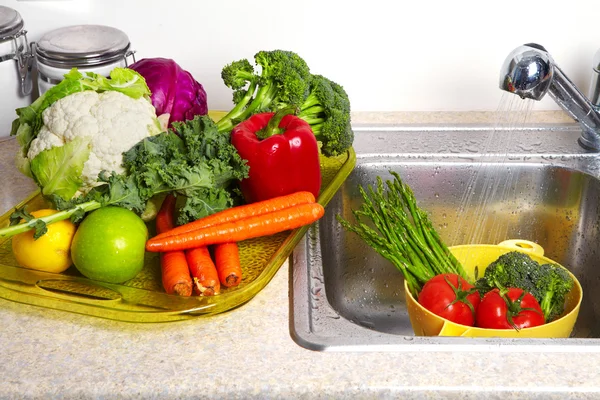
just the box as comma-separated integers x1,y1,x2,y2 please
5,0,600,112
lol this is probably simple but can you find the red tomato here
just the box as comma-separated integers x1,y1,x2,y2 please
476,288,545,330
417,273,480,326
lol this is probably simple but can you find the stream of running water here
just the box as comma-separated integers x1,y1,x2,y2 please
450,92,535,247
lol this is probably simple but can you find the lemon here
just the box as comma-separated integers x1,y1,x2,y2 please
11,209,77,273
70,207,148,284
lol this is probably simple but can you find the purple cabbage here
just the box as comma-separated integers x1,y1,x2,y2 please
129,58,208,126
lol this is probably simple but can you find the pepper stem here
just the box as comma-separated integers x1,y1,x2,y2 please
256,106,298,140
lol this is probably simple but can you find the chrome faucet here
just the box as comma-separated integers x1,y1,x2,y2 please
500,43,600,151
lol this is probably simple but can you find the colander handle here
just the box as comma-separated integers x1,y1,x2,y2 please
497,239,545,257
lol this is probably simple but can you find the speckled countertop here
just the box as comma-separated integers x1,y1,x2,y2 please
2,111,600,399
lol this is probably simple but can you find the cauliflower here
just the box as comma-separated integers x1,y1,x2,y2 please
27,90,162,194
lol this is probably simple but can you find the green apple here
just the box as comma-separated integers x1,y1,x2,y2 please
71,207,148,284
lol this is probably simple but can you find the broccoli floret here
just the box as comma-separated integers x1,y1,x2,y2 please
533,263,574,322
254,50,311,109
216,50,311,133
296,75,354,156
220,59,259,124
221,59,255,90
476,251,540,294
476,251,574,322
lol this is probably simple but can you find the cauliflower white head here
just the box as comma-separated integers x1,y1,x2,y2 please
27,90,162,193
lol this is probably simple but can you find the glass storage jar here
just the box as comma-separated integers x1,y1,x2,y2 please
0,5,33,137
34,24,135,95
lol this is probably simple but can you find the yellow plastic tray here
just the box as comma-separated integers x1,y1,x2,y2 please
405,240,583,338
0,112,356,322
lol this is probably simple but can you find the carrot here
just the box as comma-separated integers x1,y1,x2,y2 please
214,242,243,287
156,195,193,296
186,247,220,296
152,191,316,241
160,252,193,296
155,194,177,234
146,202,325,252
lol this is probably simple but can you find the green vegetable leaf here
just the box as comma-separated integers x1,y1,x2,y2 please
30,136,91,201
13,123,34,177
177,187,233,226
31,220,49,240
71,172,146,214
9,208,34,226
101,68,151,98
95,172,147,213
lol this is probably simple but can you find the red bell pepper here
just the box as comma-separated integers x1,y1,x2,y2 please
231,107,322,203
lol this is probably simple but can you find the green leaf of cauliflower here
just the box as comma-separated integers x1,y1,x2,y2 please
30,136,91,200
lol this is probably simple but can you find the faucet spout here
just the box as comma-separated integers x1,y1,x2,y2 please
500,43,600,151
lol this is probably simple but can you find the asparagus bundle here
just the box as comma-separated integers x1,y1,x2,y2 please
337,171,469,296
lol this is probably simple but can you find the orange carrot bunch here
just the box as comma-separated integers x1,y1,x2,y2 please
157,195,229,297
152,191,325,296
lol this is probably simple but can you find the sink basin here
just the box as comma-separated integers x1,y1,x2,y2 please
291,122,600,351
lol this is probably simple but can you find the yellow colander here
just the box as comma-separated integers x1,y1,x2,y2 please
405,239,583,338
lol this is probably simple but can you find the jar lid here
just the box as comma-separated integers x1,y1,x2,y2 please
35,24,131,68
0,6,24,40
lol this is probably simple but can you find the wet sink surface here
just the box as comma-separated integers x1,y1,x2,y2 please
291,123,600,351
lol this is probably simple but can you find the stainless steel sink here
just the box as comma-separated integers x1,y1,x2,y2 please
291,123,600,351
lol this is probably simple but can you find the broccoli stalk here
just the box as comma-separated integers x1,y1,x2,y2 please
216,51,354,157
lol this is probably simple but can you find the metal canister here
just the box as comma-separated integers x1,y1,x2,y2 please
34,24,136,95
0,6,33,137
